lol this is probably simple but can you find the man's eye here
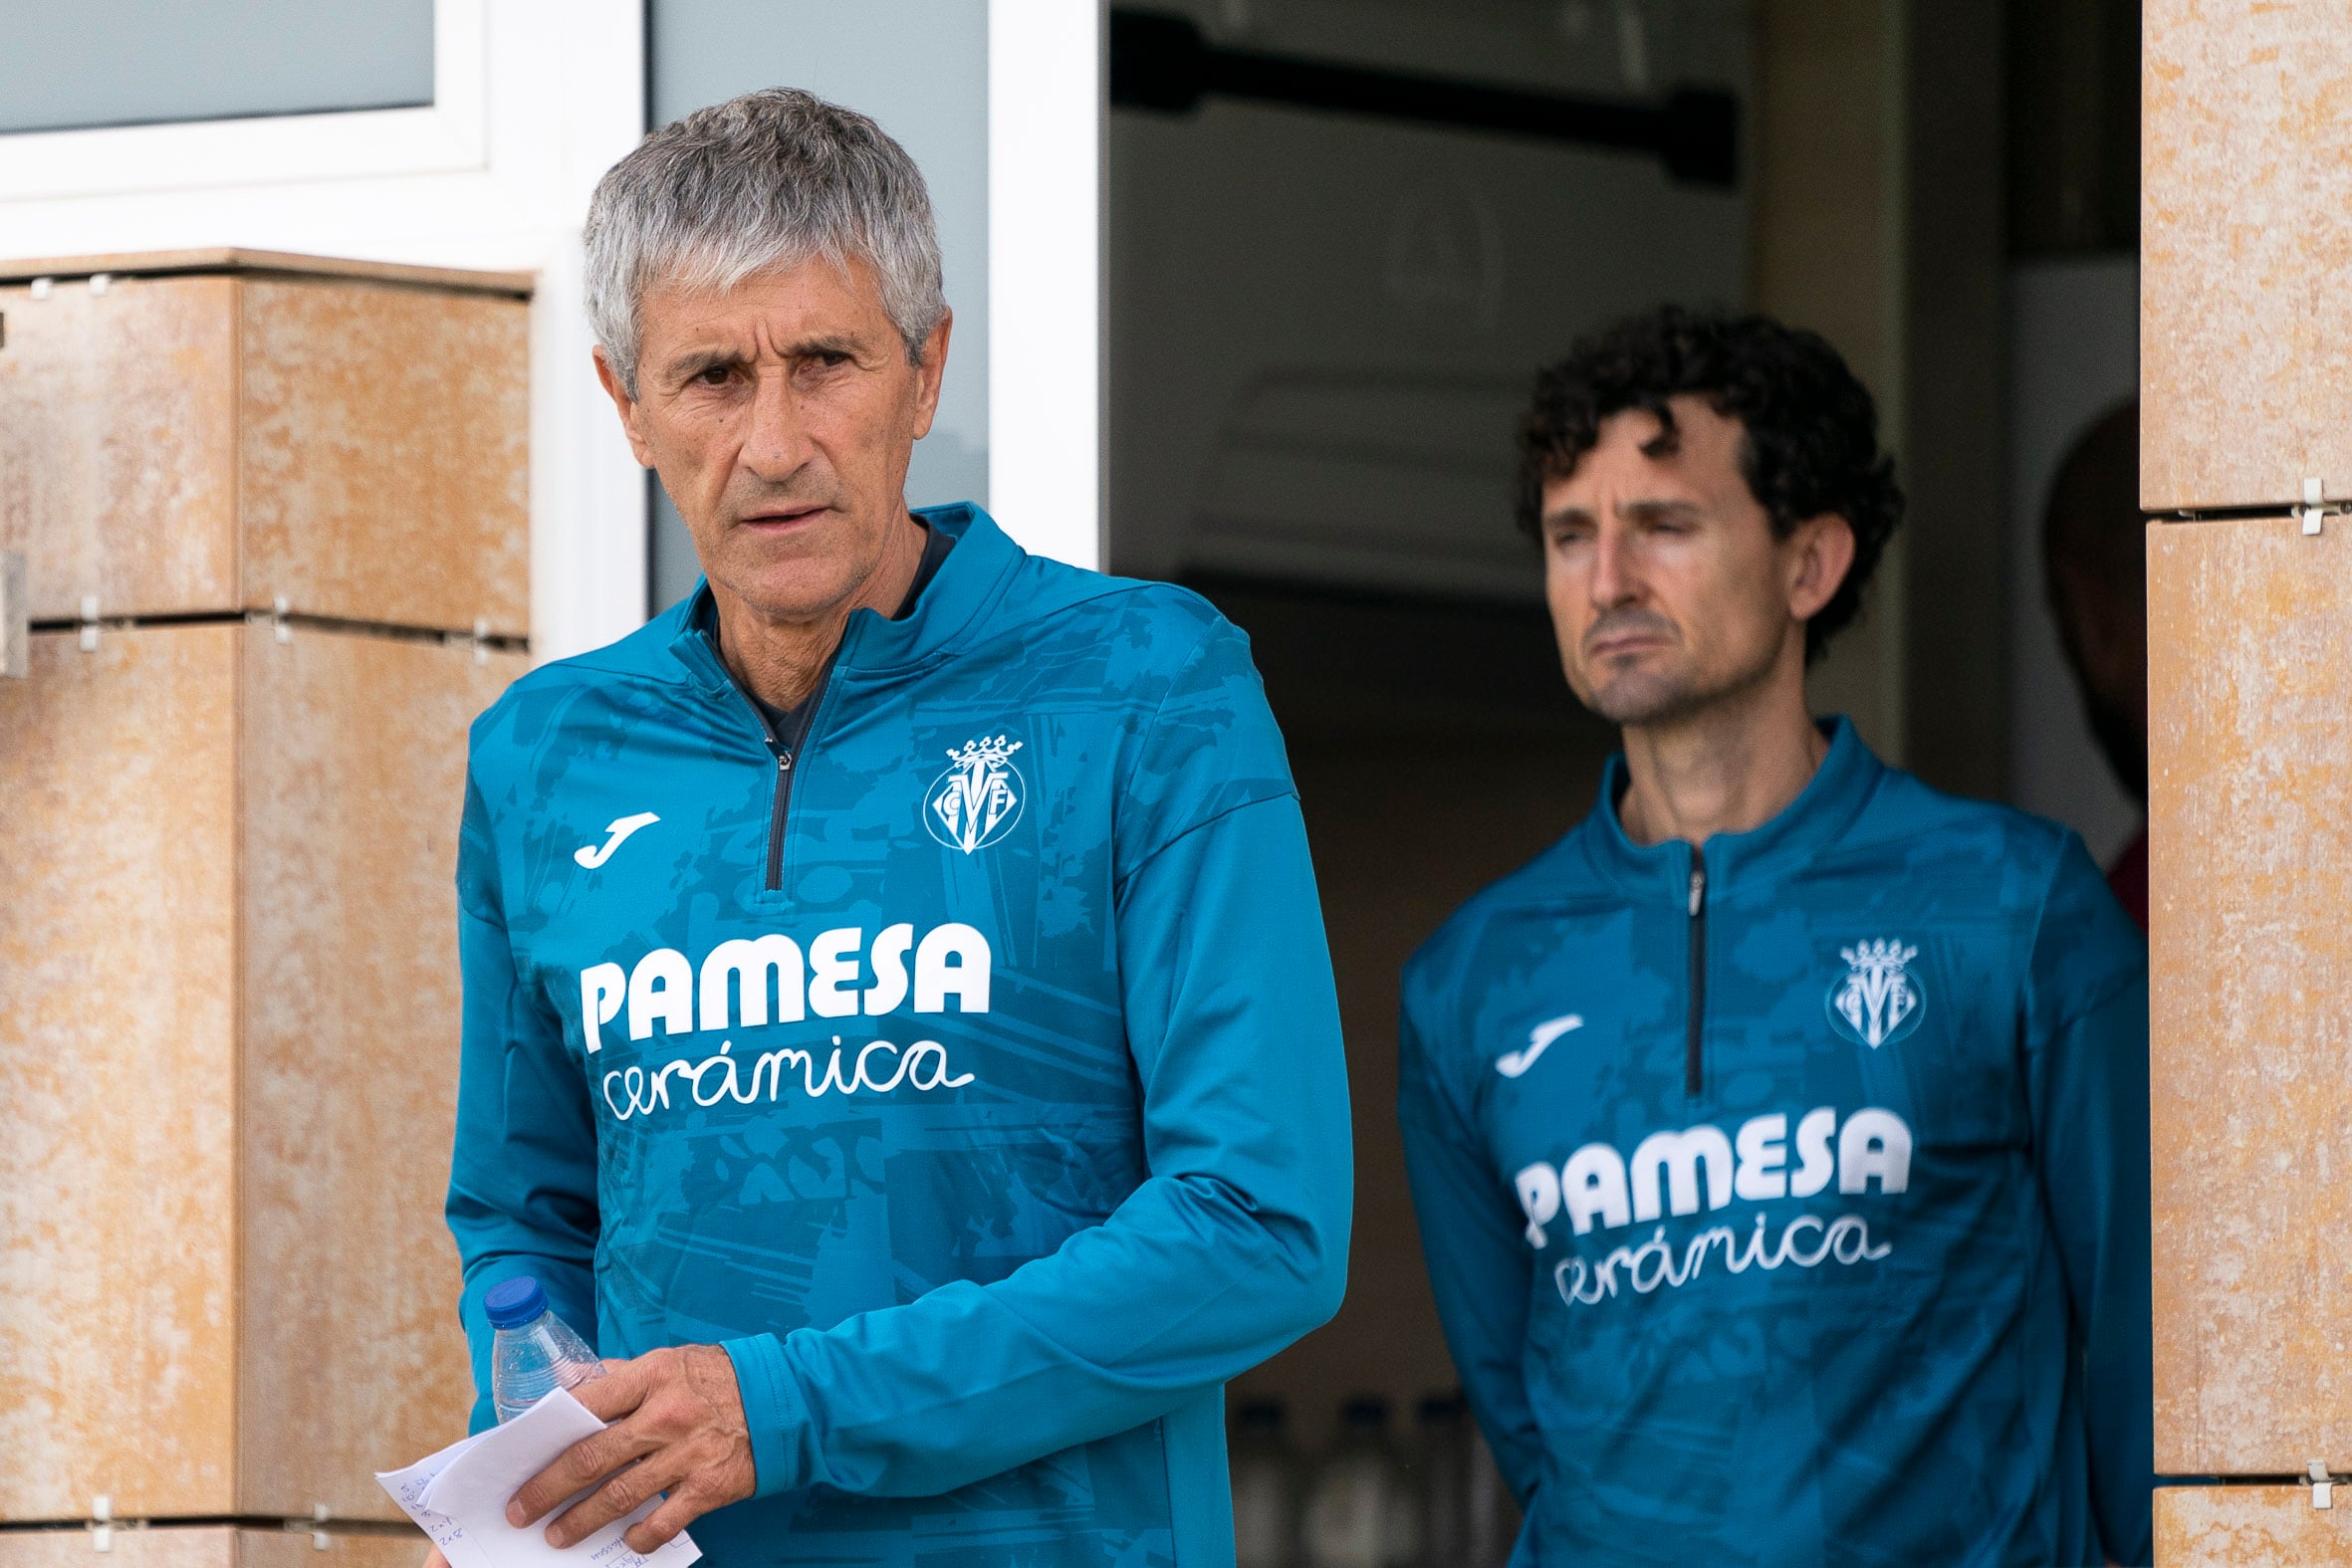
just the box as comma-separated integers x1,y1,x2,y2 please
695,365,732,386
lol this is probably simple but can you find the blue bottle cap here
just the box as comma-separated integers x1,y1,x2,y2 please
484,1275,548,1329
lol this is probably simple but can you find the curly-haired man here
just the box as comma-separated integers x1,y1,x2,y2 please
1398,307,2151,1565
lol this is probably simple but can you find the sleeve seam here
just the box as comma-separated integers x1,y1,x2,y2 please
1399,976,1489,1151
1111,615,1233,867
2042,962,2147,1040
2018,837,2066,1034
2022,833,2144,1041
1112,786,1300,896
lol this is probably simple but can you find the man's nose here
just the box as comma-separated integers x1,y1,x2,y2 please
741,367,813,480
1587,523,1638,607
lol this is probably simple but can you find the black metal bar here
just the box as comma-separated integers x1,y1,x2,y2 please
1108,7,1738,188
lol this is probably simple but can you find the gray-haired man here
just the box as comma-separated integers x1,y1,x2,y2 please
439,89,1352,1566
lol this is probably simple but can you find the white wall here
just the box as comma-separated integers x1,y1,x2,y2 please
2006,255,2140,862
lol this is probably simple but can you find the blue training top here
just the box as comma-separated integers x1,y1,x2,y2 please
1399,720,2152,1567
449,504,1352,1566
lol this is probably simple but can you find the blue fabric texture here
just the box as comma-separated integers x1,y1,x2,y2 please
448,505,1352,1566
1400,720,2152,1567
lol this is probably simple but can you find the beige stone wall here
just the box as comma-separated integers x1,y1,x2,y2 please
237,628,526,1516
0,628,241,1518
2158,1486,2352,1566
0,1527,429,1568
0,255,527,1532
0,271,527,633
2144,0,2352,1549
2149,519,2352,1475
2142,1,2352,512
0,630,518,1523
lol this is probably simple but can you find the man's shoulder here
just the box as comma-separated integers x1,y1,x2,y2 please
467,605,698,772
986,550,1239,673
1845,761,2080,889
1405,829,1599,1007
1837,763,2141,988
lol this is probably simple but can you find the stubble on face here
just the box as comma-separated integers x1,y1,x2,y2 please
1570,602,1758,727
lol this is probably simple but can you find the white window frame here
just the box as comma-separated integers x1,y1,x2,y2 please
0,0,487,201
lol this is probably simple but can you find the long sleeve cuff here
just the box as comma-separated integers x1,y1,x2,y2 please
722,1333,806,1498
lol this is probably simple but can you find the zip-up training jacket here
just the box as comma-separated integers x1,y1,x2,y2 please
1399,720,2151,1566
448,504,1352,1566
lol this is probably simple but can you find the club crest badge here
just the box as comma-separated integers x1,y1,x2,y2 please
926,734,1026,854
1826,939,1924,1049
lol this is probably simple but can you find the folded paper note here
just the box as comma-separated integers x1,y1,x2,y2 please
375,1391,701,1568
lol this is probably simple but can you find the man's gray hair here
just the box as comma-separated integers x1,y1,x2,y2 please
585,88,947,395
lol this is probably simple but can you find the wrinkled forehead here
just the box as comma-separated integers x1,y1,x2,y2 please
634,251,894,352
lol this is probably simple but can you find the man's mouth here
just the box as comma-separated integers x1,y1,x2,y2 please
739,503,828,530
1587,630,1672,660
1583,613,1679,661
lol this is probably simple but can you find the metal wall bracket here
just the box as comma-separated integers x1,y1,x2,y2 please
1,552,24,678
79,594,100,653
2312,1458,2337,1509
2303,477,2328,536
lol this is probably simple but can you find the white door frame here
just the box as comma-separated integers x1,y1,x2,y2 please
987,0,1103,571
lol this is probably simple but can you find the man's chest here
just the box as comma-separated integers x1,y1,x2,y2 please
1468,897,2029,1256
498,714,1132,1135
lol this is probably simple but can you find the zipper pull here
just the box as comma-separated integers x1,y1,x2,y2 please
1689,863,1706,915
777,750,793,772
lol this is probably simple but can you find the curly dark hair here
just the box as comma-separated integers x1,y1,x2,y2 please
1515,305,1904,663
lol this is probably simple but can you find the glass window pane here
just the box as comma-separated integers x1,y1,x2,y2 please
0,0,433,135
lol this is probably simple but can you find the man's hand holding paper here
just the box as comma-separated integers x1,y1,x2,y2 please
503,1345,756,1553
379,1368,726,1568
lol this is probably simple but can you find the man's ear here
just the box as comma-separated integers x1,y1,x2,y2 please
592,345,657,469
909,308,954,443
1786,513,1857,622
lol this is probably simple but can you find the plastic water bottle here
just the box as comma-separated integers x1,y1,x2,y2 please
487,1276,606,1424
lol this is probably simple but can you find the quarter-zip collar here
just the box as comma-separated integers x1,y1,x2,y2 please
665,502,1023,699
1577,715,1883,903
